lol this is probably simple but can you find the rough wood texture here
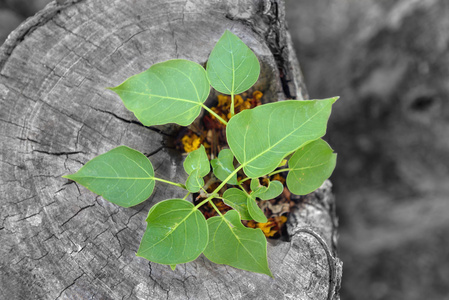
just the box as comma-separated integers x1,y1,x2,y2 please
0,1,341,299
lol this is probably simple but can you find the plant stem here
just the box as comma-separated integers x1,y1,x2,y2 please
182,192,191,200
208,199,224,217
238,177,251,185
200,187,217,199
201,104,228,125
267,168,291,177
194,194,215,210
194,164,244,210
238,183,251,197
153,177,187,189
237,167,291,185
230,92,235,117
199,187,224,217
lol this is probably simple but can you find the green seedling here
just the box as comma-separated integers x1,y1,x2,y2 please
63,30,337,277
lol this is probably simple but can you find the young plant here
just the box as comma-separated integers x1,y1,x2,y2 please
63,30,337,277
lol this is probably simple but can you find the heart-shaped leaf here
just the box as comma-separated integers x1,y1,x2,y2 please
185,169,205,193
287,138,337,195
110,59,210,126
137,199,208,265
206,30,260,95
63,146,155,208
183,145,210,175
253,180,283,200
183,145,210,192
203,210,272,277
210,149,238,185
222,188,251,220
227,98,337,178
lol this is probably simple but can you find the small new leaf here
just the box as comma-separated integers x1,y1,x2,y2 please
247,194,267,223
183,145,210,193
110,59,210,126
253,180,283,201
183,145,210,175
222,188,252,220
206,30,260,95
203,210,272,277
63,146,155,208
210,149,238,185
287,139,337,195
185,169,205,193
250,178,260,192
137,199,208,265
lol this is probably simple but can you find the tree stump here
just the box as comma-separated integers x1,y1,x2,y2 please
0,0,342,299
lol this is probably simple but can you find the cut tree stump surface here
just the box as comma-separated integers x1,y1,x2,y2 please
0,0,341,299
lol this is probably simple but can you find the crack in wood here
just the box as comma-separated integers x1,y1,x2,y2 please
87,105,173,137
144,145,164,158
32,149,84,156
92,226,110,241
124,203,147,227
110,29,151,58
60,203,95,227
148,262,170,298
55,271,85,300
16,211,41,222
112,226,127,259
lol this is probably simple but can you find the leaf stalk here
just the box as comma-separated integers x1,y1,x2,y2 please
267,168,291,177
208,199,224,217
230,93,235,117
194,164,244,210
237,167,291,185
153,177,187,189
201,104,228,125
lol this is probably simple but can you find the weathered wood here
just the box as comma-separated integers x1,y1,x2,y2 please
0,0,341,299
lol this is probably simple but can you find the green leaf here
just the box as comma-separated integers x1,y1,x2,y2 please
227,98,338,178
203,210,272,277
206,30,260,95
247,195,267,223
63,146,155,208
287,138,337,195
137,199,208,265
109,59,210,127
183,145,210,193
183,145,210,176
222,188,252,220
250,178,260,192
253,180,283,200
185,169,205,193
170,265,176,271
210,149,238,185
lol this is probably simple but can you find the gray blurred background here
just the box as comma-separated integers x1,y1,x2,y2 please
1,1,448,299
